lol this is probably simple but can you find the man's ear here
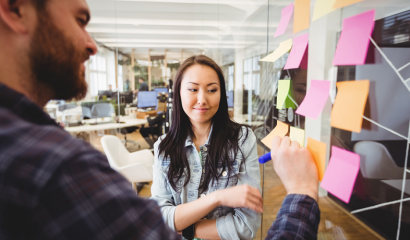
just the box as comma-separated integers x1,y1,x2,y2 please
0,0,35,34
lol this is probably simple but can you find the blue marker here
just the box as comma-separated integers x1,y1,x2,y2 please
259,152,272,164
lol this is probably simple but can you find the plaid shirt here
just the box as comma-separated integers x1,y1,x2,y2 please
266,194,320,240
0,83,181,240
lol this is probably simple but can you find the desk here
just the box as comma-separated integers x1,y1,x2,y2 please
65,117,147,133
65,117,148,146
125,107,138,116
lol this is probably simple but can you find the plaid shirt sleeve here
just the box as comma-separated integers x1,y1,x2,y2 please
33,151,182,240
265,194,320,240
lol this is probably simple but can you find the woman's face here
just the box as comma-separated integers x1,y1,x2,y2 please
180,64,221,126
292,69,307,129
292,69,307,106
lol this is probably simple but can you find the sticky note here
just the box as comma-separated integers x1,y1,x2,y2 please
294,0,310,33
312,0,336,21
289,127,305,147
320,146,360,203
277,80,291,109
284,33,309,70
296,80,330,119
260,39,292,63
332,10,375,66
306,138,326,181
332,0,363,9
330,80,369,133
261,121,289,149
274,3,294,38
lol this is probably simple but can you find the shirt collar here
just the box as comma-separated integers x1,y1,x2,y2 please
184,124,214,147
0,83,58,126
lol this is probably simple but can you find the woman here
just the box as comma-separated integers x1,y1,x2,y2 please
150,55,262,240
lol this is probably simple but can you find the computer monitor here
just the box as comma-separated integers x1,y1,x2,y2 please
137,91,158,109
98,90,112,98
226,91,234,108
154,88,168,96
119,91,134,104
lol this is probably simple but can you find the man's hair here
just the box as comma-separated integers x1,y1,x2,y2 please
139,78,145,81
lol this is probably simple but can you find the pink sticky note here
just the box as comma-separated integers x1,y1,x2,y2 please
320,146,360,203
295,80,330,119
332,10,375,66
284,33,309,69
274,3,294,38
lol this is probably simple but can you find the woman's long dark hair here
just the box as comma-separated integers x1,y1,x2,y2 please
159,55,249,192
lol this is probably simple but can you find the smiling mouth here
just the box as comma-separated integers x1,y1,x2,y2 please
194,108,209,112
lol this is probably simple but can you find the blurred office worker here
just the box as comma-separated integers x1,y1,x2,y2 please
133,77,148,94
0,0,320,239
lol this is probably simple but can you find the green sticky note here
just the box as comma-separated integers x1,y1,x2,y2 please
285,85,296,109
277,80,296,109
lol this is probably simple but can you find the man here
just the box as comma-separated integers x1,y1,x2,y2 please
0,0,319,240
133,77,148,94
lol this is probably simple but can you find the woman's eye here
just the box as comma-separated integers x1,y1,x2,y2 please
78,18,87,26
188,89,197,92
209,89,217,93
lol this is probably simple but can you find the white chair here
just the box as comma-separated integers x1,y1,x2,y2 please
353,141,404,179
101,135,154,191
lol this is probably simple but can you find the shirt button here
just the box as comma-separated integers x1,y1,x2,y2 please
201,193,206,198
203,146,207,151
222,171,227,177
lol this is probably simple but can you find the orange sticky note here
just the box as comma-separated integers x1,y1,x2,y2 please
332,0,363,9
307,138,326,181
330,80,369,133
294,0,310,33
261,121,289,149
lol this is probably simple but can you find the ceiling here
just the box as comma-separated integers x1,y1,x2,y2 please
86,0,291,61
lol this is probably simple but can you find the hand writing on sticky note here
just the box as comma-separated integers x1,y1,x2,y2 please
289,127,305,147
270,136,319,202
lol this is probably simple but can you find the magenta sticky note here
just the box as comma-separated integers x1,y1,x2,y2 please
274,3,294,38
284,33,309,69
320,146,360,203
332,10,375,66
295,80,330,119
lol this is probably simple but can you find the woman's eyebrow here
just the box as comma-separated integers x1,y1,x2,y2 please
186,82,219,86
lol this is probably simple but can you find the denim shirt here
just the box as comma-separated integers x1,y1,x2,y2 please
150,126,261,240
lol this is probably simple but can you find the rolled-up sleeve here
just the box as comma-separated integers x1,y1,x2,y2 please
216,128,262,240
150,140,178,231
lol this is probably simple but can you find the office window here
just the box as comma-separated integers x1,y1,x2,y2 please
243,56,261,95
89,51,108,96
228,65,234,91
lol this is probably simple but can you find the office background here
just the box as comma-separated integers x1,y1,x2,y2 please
50,0,410,239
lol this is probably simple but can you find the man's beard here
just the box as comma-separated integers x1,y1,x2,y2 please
29,12,90,101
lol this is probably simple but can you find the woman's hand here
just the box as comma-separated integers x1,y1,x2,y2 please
213,184,263,213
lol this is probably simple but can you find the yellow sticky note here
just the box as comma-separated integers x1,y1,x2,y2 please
307,137,326,181
289,127,305,147
294,0,310,33
261,121,289,149
277,80,291,110
312,0,336,21
330,80,369,133
332,0,363,9
260,39,292,63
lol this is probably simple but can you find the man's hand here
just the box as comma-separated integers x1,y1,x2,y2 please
270,136,319,202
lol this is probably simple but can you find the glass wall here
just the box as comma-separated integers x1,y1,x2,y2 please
83,0,410,239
